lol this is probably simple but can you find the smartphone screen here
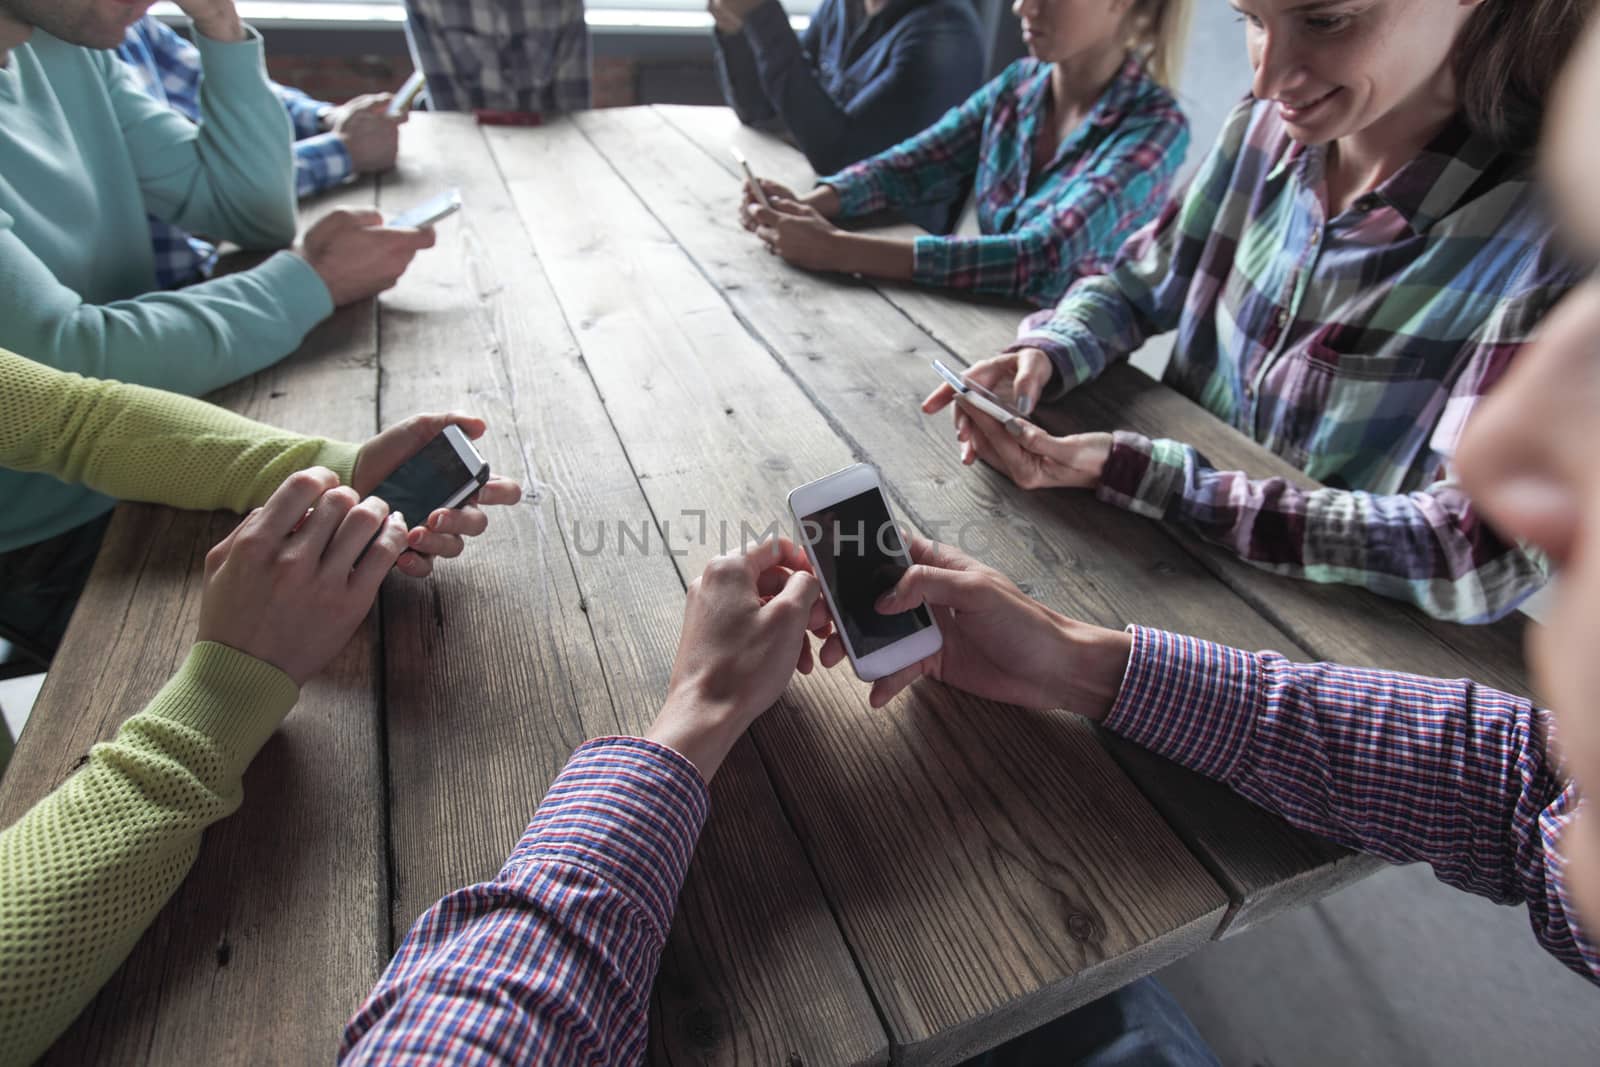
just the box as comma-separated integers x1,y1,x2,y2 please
802,488,933,658
373,433,483,524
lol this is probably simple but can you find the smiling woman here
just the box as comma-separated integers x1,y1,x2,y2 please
931,0,1597,624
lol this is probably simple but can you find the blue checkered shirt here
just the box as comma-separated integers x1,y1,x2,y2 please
118,17,353,289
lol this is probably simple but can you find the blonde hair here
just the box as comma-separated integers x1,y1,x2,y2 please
1126,0,1193,89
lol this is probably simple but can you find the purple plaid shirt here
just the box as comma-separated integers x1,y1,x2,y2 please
1015,98,1583,622
337,641,1596,1061
118,17,352,289
1110,627,1598,984
822,55,1188,307
339,738,708,1064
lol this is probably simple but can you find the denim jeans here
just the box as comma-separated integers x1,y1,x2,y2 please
964,978,1219,1067
0,513,112,667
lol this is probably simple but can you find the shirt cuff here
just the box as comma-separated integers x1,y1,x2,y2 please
189,23,271,95
256,250,337,331
504,737,711,942
1103,626,1264,782
295,132,354,189
1095,431,1190,520
149,641,301,772
1007,323,1098,401
316,440,362,487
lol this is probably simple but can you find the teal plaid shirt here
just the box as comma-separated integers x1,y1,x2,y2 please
821,55,1188,307
1015,98,1584,623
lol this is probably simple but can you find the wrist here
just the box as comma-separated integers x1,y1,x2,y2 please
191,11,246,43
1049,616,1132,721
646,691,745,781
806,184,842,218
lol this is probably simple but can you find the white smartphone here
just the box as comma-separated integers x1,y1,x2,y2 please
932,359,1024,429
389,188,462,229
388,70,427,117
373,424,489,522
788,464,942,682
729,145,772,209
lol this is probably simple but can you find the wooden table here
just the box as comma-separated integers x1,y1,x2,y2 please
0,108,1534,1067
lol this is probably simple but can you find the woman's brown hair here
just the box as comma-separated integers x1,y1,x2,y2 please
1454,0,1596,154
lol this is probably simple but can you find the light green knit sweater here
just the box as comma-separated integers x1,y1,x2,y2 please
0,348,359,1063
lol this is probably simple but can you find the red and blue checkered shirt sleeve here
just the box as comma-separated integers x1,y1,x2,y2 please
339,737,710,1064
1107,626,1599,983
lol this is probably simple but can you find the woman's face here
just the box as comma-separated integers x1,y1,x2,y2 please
1458,32,1600,933
1012,0,1132,67
1231,0,1481,144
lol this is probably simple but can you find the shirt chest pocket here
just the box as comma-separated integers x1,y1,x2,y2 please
1260,339,1432,479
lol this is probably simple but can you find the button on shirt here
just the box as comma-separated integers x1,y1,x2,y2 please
1016,98,1584,623
118,17,353,289
822,55,1189,307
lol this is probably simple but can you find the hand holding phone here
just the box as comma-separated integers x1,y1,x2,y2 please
730,145,772,209
932,359,1025,431
388,70,427,118
788,464,942,681
371,424,490,529
389,188,462,230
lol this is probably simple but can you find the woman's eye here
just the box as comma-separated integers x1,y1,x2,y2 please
1306,13,1353,32
1234,13,1264,28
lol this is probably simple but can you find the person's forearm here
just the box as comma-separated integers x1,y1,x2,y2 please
0,643,298,1062
1104,626,1600,981
1096,432,1550,623
340,738,710,1064
832,232,916,282
803,183,843,217
0,348,357,512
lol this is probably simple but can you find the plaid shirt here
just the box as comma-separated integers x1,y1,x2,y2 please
338,637,1597,1063
821,56,1188,307
403,0,589,115
339,737,708,1064
1110,627,1598,984
118,17,352,289
1016,98,1581,622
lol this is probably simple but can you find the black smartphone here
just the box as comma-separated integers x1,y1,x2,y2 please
373,424,490,528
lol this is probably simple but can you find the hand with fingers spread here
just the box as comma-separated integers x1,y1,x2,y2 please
819,535,1131,714
647,537,833,780
922,348,1055,421
351,413,524,578
297,209,437,307
196,467,411,685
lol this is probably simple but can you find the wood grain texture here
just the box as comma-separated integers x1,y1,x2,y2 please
0,183,389,1064
380,116,887,1067
491,115,1228,1066
596,105,1392,943
653,104,1530,931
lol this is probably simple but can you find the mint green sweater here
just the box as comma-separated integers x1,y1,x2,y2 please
0,27,335,553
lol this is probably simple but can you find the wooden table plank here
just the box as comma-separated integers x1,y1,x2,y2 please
600,105,1381,936
374,116,888,1067
487,117,1229,1066
657,104,1536,930
0,184,389,1063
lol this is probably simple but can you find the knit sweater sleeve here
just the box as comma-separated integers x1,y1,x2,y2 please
0,347,358,512
0,642,300,1063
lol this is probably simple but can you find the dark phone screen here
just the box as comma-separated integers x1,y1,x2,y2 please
802,488,932,658
373,434,485,524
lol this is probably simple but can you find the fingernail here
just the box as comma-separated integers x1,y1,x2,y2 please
391,511,406,527
875,591,895,613
1017,395,1034,416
